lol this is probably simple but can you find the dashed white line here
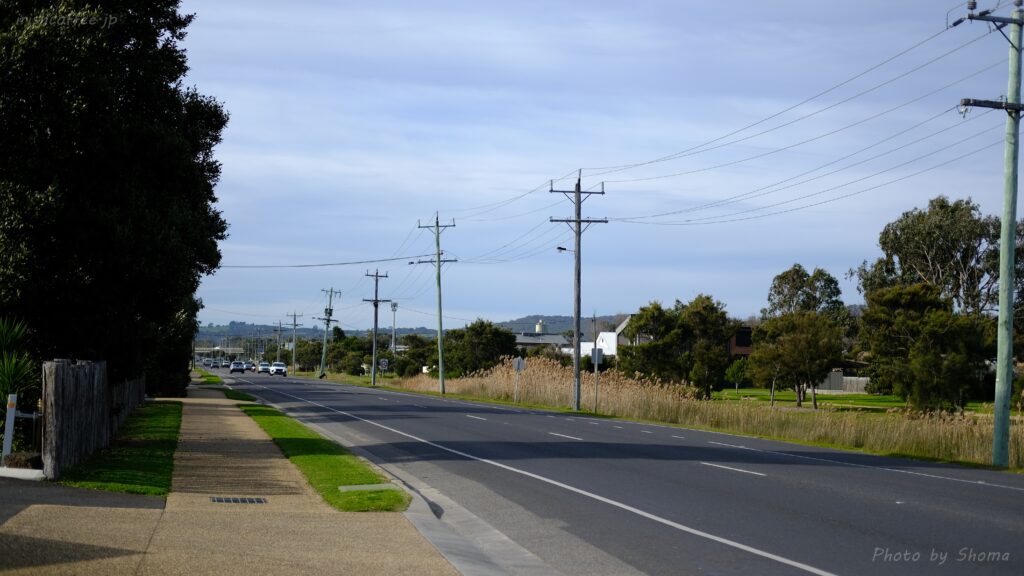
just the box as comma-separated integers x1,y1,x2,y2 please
548,432,583,441
671,435,686,440
701,462,766,477
613,425,623,429
466,415,487,421
640,430,653,434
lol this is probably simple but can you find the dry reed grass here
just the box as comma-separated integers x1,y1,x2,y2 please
393,356,1024,469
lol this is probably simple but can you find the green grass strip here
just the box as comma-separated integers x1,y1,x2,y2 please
239,404,409,512
194,385,256,402
196,368,222,384
59,402,182,496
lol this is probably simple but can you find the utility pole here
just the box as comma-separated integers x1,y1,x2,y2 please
957,0,1023,467
287,312,303,370
363,270,391,387
391,302,399,352
417,214,456,394
551,171,607,411
274,321,283,362
315,288,342,378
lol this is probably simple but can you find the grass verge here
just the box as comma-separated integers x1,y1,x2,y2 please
59,402,182,495
239,404,409,512
194,385,256,402
196,368,222,385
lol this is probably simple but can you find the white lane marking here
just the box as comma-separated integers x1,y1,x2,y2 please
706,441,1024,493
261,386,836,576
613,425,623,429
701,462,767,477
547,415,555,418
549,432,583,441
671,435,686,440
412,404,427,408
589,422,599,425
466,415,487,421
640,430,653,434
377,397,388,401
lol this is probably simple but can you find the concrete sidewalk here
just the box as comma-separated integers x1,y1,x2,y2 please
0,386,459,575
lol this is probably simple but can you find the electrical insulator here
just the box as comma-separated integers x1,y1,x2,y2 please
967,0,977,10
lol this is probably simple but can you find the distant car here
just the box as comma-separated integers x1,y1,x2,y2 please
202,358,213,368
269,362,287,376
229,361,245,374
221,359,232,368
258,362,271,374
243,361,254,372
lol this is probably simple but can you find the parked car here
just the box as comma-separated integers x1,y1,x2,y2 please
229,361,245,374
258,362,271,374
269,362,287,376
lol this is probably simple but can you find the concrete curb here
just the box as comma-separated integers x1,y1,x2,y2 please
0,467,45,481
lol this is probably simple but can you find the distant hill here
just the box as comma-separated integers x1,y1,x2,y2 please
497,314,628,341
195,321,434,344
196,315,630,345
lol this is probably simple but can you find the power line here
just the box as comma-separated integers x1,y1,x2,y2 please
622,139,1002,226
614,107,997,222
583,28,996,179
221,253,434,269
605,58,1004,186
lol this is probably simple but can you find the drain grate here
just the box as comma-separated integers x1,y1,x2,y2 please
210,496,268,504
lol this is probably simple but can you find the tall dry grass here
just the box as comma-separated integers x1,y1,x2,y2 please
393,357,1024,469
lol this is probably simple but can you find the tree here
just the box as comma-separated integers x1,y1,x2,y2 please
617,301,688,382
0,2,228,390
748,312,842,408
852,196,1024,316
618,296,735,397
860,283,992,410
443,320,517,377
679,295,734,399
725,357,751,389
763,263,849,328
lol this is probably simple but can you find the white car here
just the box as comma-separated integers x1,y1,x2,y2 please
269,362,288,376
257,362,270,374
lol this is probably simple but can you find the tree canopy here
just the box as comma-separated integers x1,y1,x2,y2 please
618,295,735,398
852,196,1023,316
0,2,227,391
762,263,848,328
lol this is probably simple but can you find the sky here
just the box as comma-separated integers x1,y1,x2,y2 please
181,0,1023,332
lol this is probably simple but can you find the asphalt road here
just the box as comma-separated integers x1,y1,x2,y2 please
225,374,1024,576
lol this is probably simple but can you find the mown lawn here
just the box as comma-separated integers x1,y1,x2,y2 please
59,402,182,496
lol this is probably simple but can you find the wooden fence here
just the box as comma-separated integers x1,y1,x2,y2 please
42,360,145,480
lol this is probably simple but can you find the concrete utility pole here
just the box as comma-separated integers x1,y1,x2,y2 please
316,288,342,378
957,0,1023,467
275,321,283,362
417,214,457,394
287,311,303,370
551,171,607,411
391,302,399,352
363,270,391,387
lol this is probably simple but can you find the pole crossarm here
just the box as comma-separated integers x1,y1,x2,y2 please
960,98,1024,115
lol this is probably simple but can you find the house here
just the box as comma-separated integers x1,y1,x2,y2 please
728,326,753,358
515,319,568,353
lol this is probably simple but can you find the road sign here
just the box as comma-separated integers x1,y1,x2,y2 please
593,348,604,365
513,357,526,373
379,358,389,371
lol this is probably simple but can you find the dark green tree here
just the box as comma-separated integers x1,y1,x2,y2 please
443,320,517,377
679,295,734,399
860,283,991,410
0,2,228,391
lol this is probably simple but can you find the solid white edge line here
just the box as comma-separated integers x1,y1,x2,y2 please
260,385,837,576
548,432,583,441
701,462,767,477
466,415,487,421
